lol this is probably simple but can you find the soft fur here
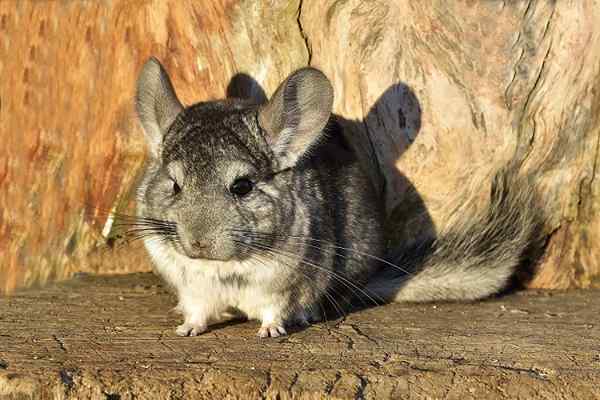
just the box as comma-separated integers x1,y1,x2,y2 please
133,57,540,338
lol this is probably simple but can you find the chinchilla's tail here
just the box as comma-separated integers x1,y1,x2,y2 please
366,167,544,302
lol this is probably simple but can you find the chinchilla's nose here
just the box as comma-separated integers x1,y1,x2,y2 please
177,206,233,260
181,237,212,259
191,240,208,250
179,231,234,261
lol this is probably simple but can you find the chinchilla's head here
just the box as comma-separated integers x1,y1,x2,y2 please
134,58,333,262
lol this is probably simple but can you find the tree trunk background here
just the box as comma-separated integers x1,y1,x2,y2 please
1,0,599,293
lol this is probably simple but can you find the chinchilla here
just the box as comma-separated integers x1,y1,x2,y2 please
132,57,541,338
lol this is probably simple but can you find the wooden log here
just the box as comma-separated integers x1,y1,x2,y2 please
0,273,599,399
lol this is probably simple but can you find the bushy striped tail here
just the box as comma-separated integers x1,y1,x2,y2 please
367,168,544,302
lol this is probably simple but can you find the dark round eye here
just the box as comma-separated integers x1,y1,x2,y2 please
230,178,254,197
172,180,181,195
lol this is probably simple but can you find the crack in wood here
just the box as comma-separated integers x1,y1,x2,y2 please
52,335,67,353
296,0,312,65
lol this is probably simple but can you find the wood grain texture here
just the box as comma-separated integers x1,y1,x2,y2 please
0,273,599,399
1,0,599,292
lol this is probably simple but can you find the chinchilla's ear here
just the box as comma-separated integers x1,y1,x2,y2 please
135,57,183,158
258,67,333,168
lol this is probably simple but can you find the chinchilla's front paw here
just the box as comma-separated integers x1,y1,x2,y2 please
176,322,207,337
257,323,287,338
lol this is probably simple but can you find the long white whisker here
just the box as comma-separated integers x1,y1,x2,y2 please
232,229,413,275
235,240,346,321
245,240,383,307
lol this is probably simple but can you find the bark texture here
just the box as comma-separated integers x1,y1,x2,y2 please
1,1,600,292
1,273,599,399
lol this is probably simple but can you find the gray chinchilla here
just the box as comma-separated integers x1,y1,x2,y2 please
132,58,541,338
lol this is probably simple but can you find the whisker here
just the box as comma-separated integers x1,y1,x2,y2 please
238,238,383,308
242,248,342,322
109,217,179,248
254,245,364,315
234,240,347,321
231,229,413,276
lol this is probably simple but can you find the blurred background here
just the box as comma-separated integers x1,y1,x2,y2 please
1,0,599,294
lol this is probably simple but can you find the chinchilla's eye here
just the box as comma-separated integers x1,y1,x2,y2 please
172,179,181,195
230,178,254,197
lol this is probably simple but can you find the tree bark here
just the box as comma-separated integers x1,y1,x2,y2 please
1,1,599,292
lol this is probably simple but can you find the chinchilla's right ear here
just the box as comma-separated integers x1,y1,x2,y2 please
135,57,183,158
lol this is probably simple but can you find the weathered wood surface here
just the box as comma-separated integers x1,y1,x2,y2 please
1,1,600,292
0,273,599,399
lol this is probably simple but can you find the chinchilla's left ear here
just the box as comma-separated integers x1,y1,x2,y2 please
135,57,183,158
258,67,333,168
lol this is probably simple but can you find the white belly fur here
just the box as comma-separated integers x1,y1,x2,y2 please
144,238,283,323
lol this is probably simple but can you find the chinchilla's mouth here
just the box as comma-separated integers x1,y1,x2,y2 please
173,244,236,262
165,234,251,263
